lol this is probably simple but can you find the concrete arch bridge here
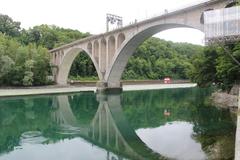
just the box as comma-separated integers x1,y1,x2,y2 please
50,0,230,92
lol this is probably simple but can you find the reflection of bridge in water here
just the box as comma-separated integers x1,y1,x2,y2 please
51,94,162,160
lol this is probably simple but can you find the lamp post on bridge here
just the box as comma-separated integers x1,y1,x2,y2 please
106,14,123,32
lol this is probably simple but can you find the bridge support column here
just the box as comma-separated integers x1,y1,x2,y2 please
50,65,59,84
96,81,122,94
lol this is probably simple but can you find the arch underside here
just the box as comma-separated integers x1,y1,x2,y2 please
56,47,101,85
105,23,203,87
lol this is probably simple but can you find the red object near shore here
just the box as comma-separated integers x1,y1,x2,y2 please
164,77,171,84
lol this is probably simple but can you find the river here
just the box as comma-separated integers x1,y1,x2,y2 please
0,87,237,160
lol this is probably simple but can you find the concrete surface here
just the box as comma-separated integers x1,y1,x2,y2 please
0,86,96,97
0,83,197,97
123,83,197,91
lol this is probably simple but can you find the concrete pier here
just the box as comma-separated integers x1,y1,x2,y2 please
235,88,240,160
96,81,123,94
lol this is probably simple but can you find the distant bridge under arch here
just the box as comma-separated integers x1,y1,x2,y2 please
50,0,230,92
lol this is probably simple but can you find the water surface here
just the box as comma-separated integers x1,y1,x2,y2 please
0,88,236,160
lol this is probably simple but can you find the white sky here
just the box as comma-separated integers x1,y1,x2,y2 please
1,0,205,45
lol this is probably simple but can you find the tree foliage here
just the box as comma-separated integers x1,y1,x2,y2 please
189,43,240,90
18,25,90,49
0,33,50,86
0,14,21,37
122,38,203,80
0,14,91,86
70,52,97,78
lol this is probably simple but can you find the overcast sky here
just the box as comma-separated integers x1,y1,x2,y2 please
1,0,206,45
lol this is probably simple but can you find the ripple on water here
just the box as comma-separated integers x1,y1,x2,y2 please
56,125,81,135
20,131,48,145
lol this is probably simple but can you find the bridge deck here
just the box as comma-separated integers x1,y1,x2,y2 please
50,0,225,52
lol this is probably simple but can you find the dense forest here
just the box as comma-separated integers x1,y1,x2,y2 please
0,13,239,90
188,43,240,90
122,38,203,80
0,14,89,86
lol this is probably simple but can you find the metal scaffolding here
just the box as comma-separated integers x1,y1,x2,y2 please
204,6,240,44
204,6,240,66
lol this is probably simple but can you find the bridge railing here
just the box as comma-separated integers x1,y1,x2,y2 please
111,0,214,31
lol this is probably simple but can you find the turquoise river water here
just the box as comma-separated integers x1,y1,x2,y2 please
0,87,237,160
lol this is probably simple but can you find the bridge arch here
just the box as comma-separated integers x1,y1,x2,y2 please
105,23,203,86
56,47,101,85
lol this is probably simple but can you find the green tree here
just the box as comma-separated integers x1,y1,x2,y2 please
189,43,240,90
0,14,21,37
0,55,14,79
23,60,34,86
19,25,90,49
122,37,203,80
0,33,50,86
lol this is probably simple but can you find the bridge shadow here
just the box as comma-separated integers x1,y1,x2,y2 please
51,93,165,160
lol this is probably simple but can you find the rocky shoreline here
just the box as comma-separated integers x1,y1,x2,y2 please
211,85,239,112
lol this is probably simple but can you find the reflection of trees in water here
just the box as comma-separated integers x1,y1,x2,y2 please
0,88,236,160
0,93,166,160
68,93,99,125
122,88,207,128
0,96,53,153
121,88,234,129
0,94,99,155
191,100,236,160
122,87,236,160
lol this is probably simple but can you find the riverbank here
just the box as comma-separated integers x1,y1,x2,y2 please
0,83,197,97
70,79,191,86
211,85,239,111
211,92,238,110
